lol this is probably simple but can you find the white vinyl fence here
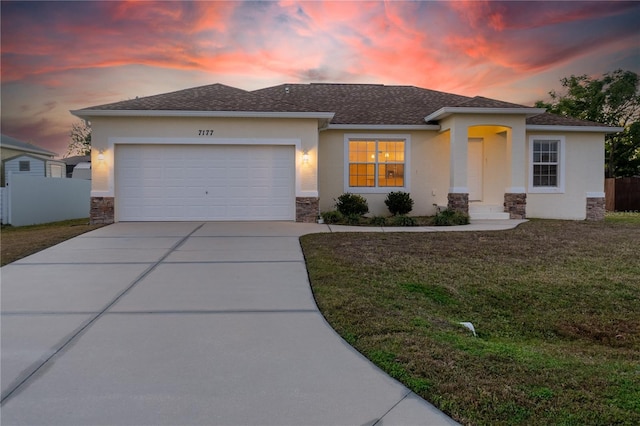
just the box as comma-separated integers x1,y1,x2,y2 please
1,174,90,226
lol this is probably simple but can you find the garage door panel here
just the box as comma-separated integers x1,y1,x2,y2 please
116,144,295,221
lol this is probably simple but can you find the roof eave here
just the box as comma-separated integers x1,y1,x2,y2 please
324,124,441,131
526,124,624,133
2,145,56,157
2,152,56,163
70,109,336,120
424,107,547,122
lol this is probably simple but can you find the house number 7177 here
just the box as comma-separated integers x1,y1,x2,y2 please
198,130,214,136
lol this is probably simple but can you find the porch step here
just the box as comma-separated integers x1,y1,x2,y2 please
468,204,510,220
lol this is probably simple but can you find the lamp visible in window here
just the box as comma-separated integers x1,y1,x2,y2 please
302,151,310,164
97,149,105,161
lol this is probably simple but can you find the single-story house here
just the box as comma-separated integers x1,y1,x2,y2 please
1,134,66,187
71,83,622,224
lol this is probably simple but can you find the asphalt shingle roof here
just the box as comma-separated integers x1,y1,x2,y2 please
79,82,615,129
1,134,57,157
253,83,472,125
82,83,319,113
525,112,608,127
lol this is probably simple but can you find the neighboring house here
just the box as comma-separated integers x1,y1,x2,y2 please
71,83,622,224
1,134,66,186
63,155,91,178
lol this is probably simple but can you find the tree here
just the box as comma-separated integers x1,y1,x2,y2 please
65,120,92,157
535,69,640,177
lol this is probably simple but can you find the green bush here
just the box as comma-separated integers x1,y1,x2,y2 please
433,209,470,226
335,193,369,216
369,216,388,226
385,192,414,216
346,213,362,225
392,215,417,226
321,211,343,224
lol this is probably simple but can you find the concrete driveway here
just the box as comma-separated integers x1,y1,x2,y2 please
1,221,458,426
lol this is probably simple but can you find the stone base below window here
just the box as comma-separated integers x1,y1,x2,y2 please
586,197,605,221
90,197,115,224
447,193,469,214
504,193,526,219
296,197,319,223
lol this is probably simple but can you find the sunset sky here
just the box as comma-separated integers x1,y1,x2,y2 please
2,0,639,157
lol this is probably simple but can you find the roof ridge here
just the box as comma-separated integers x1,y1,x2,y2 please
78,83,322,113
88,83,250,108
249,85,327,112
454,95,530,108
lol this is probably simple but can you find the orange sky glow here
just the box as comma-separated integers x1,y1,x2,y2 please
2,0,639,156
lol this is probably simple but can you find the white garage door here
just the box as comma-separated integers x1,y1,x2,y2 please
115,144,295,221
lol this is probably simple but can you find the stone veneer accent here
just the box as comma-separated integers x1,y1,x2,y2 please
586,197,605,221
504,193,527,219
296,197,319,223
90,197,115,224
447,193,469,214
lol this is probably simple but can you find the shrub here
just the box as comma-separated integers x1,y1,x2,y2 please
385,192,414,216
335,193,369,216
433,209,470,226
321,210,343,224
392,215,417,227
346,213,362,225
369,216,388,226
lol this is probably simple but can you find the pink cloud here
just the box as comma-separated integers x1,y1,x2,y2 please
1,1,240,82
1,0,638,153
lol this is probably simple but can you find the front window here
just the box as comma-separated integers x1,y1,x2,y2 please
19,161,30,172
529,136,565,193
533,140,558,186
346,136,408,192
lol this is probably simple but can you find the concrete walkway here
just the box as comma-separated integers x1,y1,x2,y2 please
1,220,523,425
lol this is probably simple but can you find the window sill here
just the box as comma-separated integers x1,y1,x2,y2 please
528,187,565,194
346,186,409,194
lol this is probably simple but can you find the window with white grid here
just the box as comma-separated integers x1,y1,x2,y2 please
529,136,565,193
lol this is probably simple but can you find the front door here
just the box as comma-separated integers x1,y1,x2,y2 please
468,138,483,201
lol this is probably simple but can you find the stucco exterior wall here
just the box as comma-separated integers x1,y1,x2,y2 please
526,131,605,220
89,114,607,221
90,116,320,198
317,129,449,216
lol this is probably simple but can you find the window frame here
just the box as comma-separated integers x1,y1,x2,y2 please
528,135,565,194
343,133,410,194
19,160,31,172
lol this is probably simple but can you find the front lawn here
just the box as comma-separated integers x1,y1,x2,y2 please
301,218,640,425
1,218,104,266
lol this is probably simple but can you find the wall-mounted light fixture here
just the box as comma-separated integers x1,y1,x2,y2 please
97,149,105,161
302,151,310,164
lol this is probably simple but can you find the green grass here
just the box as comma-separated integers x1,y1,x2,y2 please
606,211,640,224
301,218,640,425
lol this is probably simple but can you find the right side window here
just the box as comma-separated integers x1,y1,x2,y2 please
529,136,565,193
